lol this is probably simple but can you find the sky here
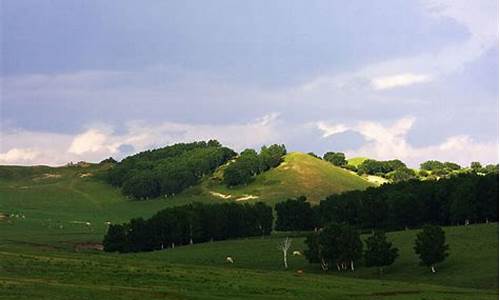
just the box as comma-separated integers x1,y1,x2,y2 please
1,0,498,167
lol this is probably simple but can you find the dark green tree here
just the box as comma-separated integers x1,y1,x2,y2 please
103,224,128,252
275,196,315,231
443,162,461,171
304,223,362,272
323,152,347,166
387,167,416,182
364,231,398,275
414,225,449,273
420,160,444,171
471,161,482,172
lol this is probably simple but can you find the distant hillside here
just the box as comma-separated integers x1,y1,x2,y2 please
198,152,375,204
347,157,368,167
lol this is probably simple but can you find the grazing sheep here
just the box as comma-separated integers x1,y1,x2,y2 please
226,256,234,264
296,269,304,275
104,221,111,225
292,250,302,256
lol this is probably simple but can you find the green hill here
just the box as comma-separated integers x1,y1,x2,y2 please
200,152,375,204
0,153,374,242
347,156,368,167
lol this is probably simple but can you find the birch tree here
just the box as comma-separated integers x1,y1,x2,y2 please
278,237,292,269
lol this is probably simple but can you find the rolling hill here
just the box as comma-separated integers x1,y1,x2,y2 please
0,152,374,242
199,152,375,204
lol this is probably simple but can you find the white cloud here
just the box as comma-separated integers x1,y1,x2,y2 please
68,129,120,155
371,74,432,90
316,122,349,138
0,114,282,166
316,117,498,167
0,148,40,164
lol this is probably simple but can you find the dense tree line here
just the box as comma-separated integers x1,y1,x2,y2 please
274,173,498,232
223,144,287,186
319,172,498,230
274,196,318,231
104,140,236,199
103,201,273,253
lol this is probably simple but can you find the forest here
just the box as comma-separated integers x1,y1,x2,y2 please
103,202,273,253
103,140,235,199
275,172,499,231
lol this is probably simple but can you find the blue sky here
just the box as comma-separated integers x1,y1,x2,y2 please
1,0,498,167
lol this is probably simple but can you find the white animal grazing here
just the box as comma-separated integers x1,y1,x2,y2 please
226,256,234,264
292,251,302,256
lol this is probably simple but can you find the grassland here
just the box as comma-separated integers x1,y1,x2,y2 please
0,223,497,299
0,153,374,241
0,162,497,299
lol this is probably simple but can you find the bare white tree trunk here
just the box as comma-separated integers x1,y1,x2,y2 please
431,265,436,273
321,258,329,271
350,260,354,271
277,237,292,269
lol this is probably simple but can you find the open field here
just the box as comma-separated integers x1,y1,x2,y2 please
0,224,497,299
0,163,497,299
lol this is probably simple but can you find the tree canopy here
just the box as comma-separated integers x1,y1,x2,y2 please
104,141,236,200
103,201,273,253
305,223,363,272
223,144,286,187
323,152,347,166
414,225,449,273
364,231,399,274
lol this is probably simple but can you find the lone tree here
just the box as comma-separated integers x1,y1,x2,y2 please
414,225,449,273
278,237,292,269
364,231,399,275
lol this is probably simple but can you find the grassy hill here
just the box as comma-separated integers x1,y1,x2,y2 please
0,153,374,242
201,152,375,204
347,157,368,167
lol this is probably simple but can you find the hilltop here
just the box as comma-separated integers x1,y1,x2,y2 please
200,152,374,204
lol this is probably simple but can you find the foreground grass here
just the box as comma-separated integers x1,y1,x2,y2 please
130,223,498,291
0,241,496,300
0,224,497,299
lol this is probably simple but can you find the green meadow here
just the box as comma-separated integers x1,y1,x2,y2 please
0,163,497,299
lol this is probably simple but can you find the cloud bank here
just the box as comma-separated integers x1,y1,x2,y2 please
0,114,281,166
316,117,498,167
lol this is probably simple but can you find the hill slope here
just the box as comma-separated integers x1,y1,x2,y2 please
200,152,375,204
347,156,368,167
0,152,374,241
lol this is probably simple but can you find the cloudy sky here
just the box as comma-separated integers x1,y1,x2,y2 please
1,0,498,167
